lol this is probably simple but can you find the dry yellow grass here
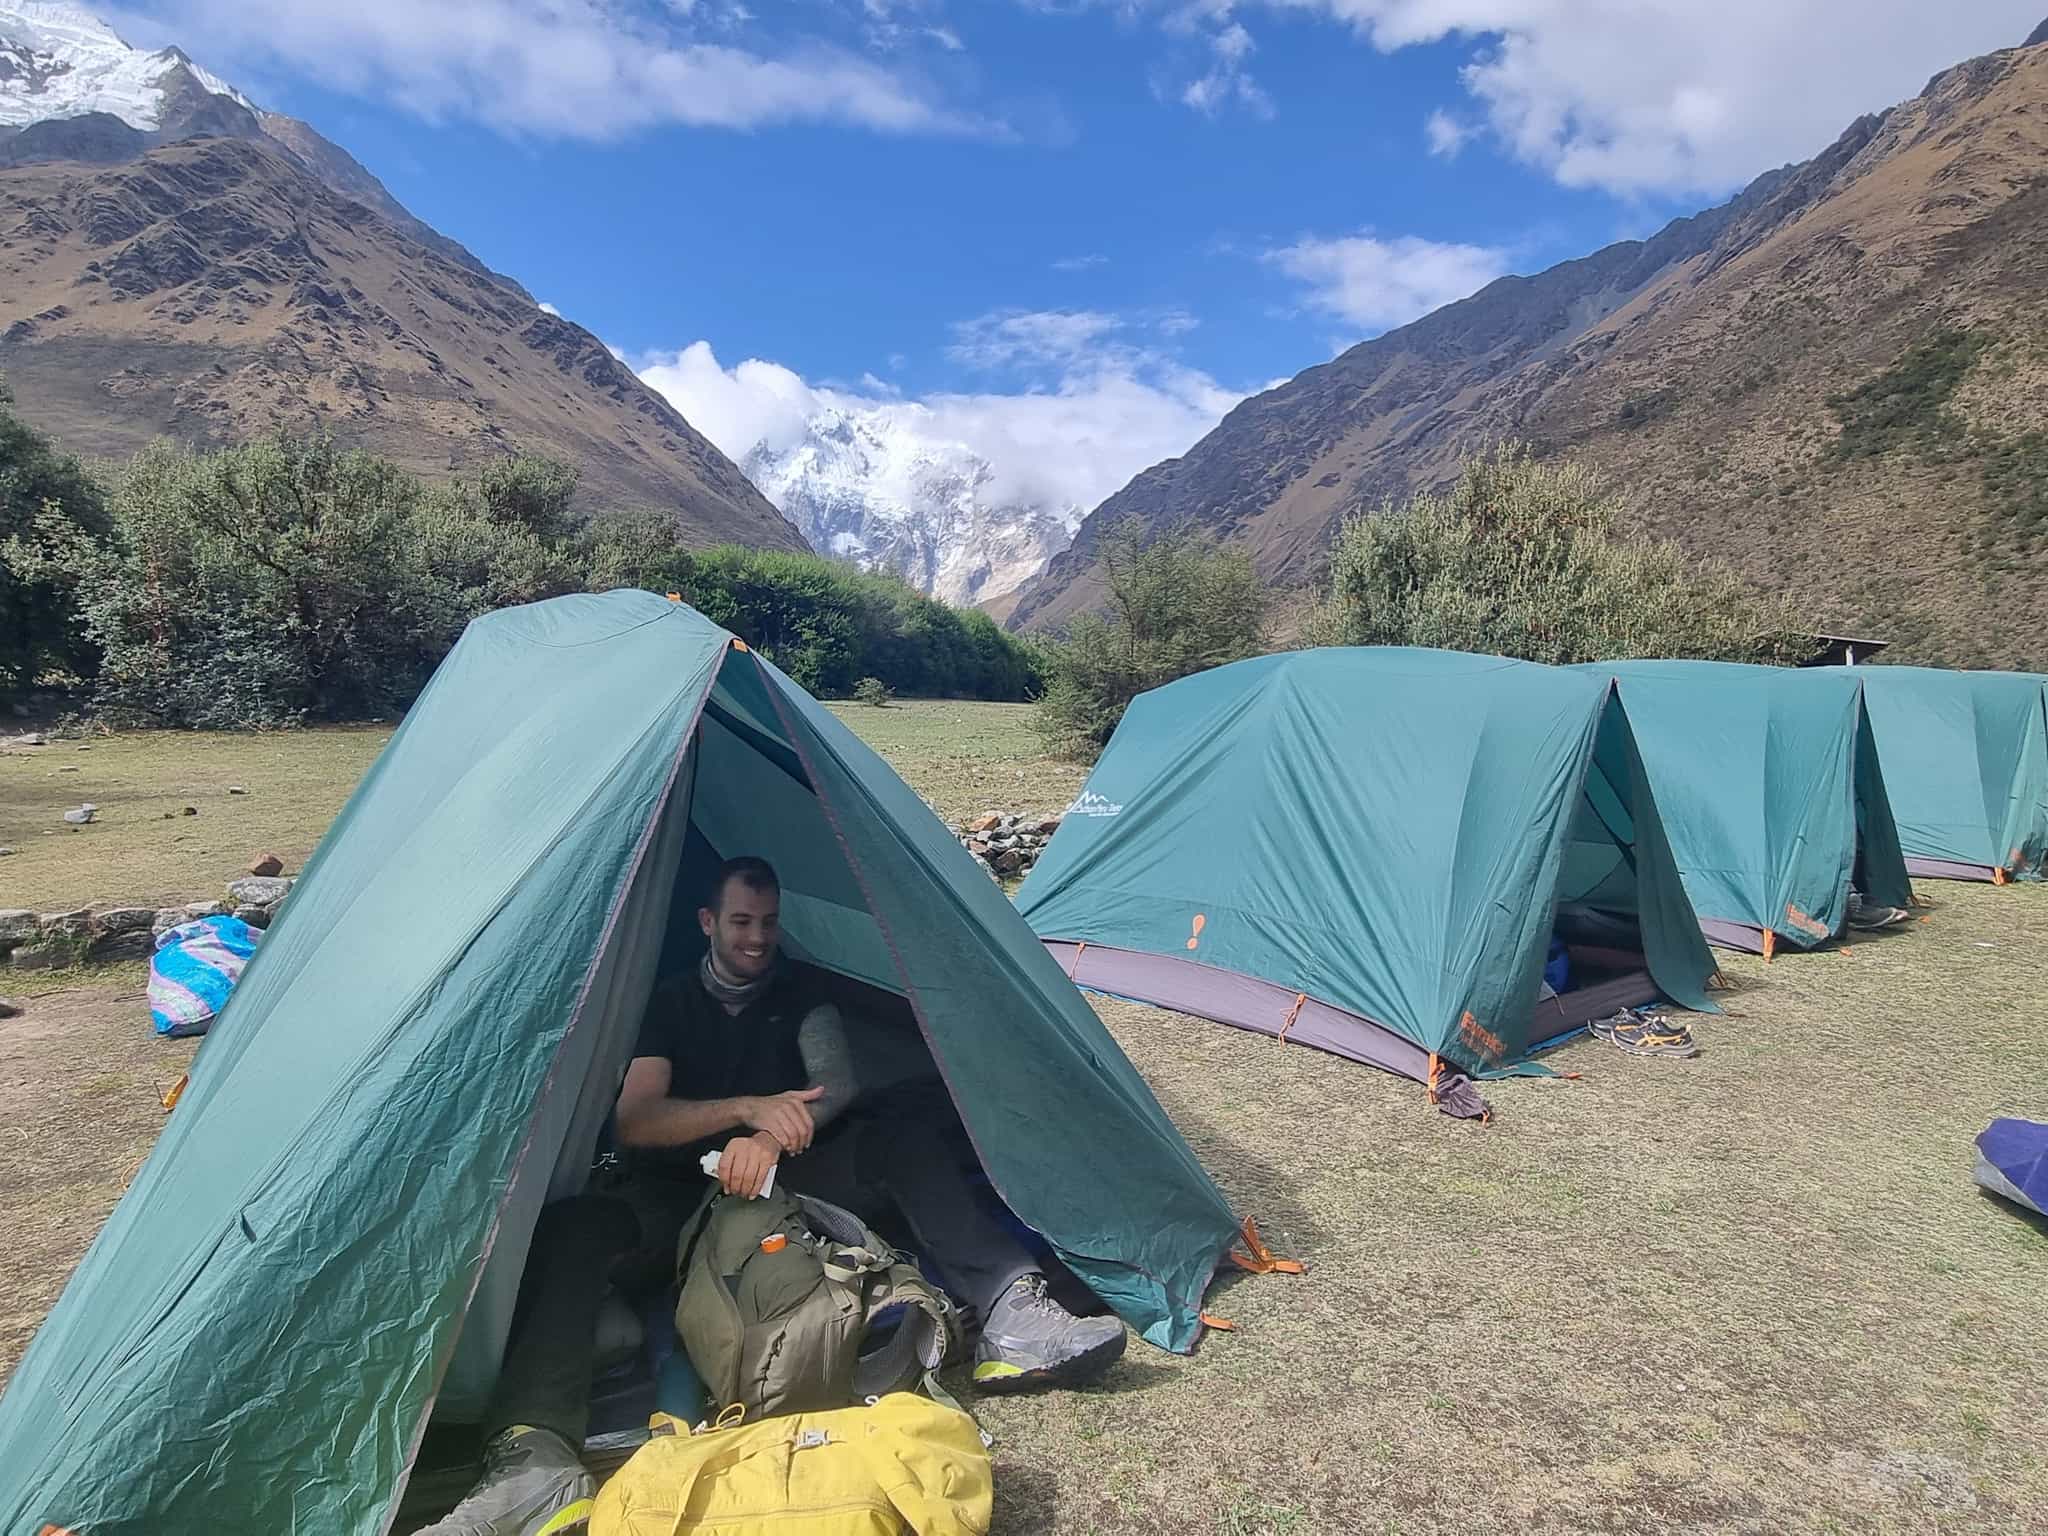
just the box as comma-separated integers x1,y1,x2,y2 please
2,702,2044,1535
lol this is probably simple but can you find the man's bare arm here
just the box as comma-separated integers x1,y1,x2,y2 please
613,1056,822,1152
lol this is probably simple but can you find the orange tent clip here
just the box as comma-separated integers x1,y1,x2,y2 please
1199,1312,1239,1332
1228,1216,1304,1276
1277,992,1308,1044
161,1072,189,1112
1761,929,1777,961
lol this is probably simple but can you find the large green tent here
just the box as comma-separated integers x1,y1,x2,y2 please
0,591,1246,1536
1017,649,1718,1117
1581,661,1914,954
1856,666,2048,882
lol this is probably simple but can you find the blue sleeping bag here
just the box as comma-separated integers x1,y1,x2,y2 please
149,915,260,1038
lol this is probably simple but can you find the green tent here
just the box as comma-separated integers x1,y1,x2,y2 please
0,592,1245,1536
1857,666,2048,882
1582,661,1914,954
1017,649,1718,1117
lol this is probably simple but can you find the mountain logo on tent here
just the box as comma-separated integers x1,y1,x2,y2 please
1064,790,1124,818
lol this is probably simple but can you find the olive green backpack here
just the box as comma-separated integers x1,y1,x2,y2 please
674,1188,964,1423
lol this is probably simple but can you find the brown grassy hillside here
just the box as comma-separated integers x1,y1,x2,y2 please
0,137,807,549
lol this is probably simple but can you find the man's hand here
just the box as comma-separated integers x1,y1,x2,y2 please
718,1131,781,1198
739,1085,825,1154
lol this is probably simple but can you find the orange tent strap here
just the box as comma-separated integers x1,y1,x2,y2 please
1760,929,1776,961
161,1072,189,1112
1993,867,2009,886
730,638,750,652
1276,992,1308,1044
1200,1312,1238,1332
665,592,682,602
1228,1216,1305,1276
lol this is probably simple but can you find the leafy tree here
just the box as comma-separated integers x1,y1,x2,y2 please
1307,443,1808,665
1034,520,1266,760
0,375,110,697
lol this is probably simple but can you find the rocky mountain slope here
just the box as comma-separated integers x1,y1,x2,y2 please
0,2,804,549
742,402,1079,607
1013,24,2048,669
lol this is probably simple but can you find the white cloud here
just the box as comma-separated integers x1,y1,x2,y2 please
1180,17,1274,118
1231,0,2043,194
945,309,1124,369
640,314,1244,514
1423,107,1470,157
138,0,992,140
1263,231,1508,331
1051,252,1110,272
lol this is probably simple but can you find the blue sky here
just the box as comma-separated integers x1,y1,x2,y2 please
107,0,2047,513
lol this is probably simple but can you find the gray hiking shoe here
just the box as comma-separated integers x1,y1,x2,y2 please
971,1274,1126,1391
1846,892,1910,930
416,1425,594,1536
1608,1013,1699,1058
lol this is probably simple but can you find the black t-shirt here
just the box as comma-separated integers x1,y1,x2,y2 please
630,961,830,1170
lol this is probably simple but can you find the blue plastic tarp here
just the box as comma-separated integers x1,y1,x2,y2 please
1974,1118,2048,1217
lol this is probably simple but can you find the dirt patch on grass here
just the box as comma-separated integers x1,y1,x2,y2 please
0,981,195,1383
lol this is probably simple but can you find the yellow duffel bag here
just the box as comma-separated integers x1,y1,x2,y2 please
591,1394,993,1536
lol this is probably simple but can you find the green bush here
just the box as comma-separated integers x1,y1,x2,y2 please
853,676,893,708
6,425,1045,726
1034,520,1266,760
1307,443,1808,666
0,375,111,697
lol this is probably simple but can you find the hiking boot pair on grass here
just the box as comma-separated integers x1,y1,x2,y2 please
418,1273,1124,1536
1589,1007,1698,1058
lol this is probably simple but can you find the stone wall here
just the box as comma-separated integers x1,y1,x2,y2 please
1,873,296,972
955,812,1062,878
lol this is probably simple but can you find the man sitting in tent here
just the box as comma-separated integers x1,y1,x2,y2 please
422,856,1126,1536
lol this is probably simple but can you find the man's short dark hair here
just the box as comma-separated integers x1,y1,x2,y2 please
707,856,779,913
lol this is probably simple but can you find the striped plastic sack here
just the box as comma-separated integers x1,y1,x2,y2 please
150,916,260,1038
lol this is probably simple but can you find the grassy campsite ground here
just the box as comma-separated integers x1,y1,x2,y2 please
2,701,2045,1534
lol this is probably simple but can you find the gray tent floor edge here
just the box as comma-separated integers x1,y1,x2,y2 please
1698,917,1770,955
1044,941,1506,1120
1045,940,1670,1114
1905,856,2003,882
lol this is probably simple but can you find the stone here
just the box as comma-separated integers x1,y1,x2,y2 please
153,908,187,934
58,764,78,772
20,731,46,745
968,814,1001,834
96,906,158,936
9,944,61,971
63,804,97,825
0,847,13,857
39,908,93,940
247,852,284,878
234,904,273,928
227,785,248,795
0,910,38,945
93,929,154,961
227,876,291,907
1037,819,1061,836
993,849,1025,875
0,997,21,1018
182,806,199,817
183,900,230,920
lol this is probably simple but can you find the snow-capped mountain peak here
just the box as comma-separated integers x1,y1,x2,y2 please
0,1,254,131
742,400,1080,609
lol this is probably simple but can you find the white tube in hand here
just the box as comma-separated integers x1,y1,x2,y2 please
700,1149,775,1199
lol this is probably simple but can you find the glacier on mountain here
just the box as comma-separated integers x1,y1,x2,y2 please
741,402,1080,609
0,1,252,130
